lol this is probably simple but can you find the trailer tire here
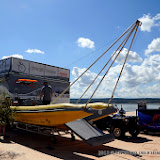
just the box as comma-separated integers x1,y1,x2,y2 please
111,126,124,138
51,136,56,144
71,132,75,141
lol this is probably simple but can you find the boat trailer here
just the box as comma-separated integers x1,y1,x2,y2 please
14,122,76,143
14,119,115,146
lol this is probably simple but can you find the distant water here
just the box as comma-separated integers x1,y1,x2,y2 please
114,103,160,112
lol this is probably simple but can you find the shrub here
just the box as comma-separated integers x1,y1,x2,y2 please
0,93,14,126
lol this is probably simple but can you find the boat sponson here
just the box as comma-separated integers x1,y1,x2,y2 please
78,102,113,109
10,102,113,111
10,103,82,111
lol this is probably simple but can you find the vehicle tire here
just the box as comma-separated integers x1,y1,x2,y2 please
129,126,140,137
111,126,125,138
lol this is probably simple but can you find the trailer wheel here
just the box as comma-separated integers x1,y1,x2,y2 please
111,126,124,138
71,132,75,141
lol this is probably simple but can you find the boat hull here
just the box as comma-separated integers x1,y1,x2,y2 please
13,110,91,127
11,103,93,127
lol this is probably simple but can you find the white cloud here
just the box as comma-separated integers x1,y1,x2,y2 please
153,13,160,21
72,67,99,86
77,37,95,49
71,67,107,98
121,53,160,88
71,66,121,98
145,38,160,55
70,54,160,99
113,48,143,63
139,14,154,32
2,54,23,59
25,48,44,54
139,13,160,32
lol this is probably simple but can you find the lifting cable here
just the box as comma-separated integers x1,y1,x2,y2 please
76,23,137,104
108,22,141,104
52,20,141,105
85,23,139,106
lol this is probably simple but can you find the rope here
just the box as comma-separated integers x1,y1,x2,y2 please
85,24,137,106
108,22,140,104
76,23,137,104
52,21,137,104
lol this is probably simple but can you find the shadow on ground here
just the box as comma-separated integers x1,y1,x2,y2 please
0,129,146,160
119,135,152,143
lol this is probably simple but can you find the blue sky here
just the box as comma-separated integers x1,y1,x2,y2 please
0,0,160,99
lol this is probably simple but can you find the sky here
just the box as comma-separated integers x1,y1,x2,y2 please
0,0,160,99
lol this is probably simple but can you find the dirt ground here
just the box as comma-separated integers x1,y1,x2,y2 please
0,112,160,160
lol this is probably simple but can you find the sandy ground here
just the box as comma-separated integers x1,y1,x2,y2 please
0,111,160,160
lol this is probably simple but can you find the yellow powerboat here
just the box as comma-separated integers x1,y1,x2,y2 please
10,102,116,127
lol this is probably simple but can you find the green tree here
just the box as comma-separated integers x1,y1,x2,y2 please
0,93,13,126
